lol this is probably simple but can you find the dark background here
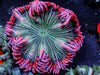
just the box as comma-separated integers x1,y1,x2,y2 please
0,0,100,74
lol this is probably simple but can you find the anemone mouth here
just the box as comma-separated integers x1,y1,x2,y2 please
12,8,75,63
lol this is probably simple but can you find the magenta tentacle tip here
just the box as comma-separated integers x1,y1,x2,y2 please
5,0,83,74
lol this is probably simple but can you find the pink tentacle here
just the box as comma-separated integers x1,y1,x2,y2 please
13,56,21,60
28,63,33,71
5,32,12,36
36,4,40,15
39,3,44,12
19,59,26,66
29,7,33,17
24,68,29,72
58,41,74,51
39,48,44,59
7,21,14,25
25,5,29,10
12,52,21,56
47,63,52,71
58,11,67,17
56,60,61,69
74,26,81,32
20,59,30,69
57,15,72,28
18,39,28,45
34,66,44,74
58,7,66,13
10,14,16,22
41,2,48,11
16,58,24,64
24,63,30,69
17,7,25,13
13,9,25,21
41,58,50,63
32,66,35,73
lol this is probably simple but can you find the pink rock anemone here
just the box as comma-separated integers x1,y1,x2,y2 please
5,0,83,74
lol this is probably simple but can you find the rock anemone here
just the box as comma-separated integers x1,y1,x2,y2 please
5,0,83,74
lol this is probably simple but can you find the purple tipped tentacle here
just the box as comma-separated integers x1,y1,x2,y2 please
58,8,79,28
13,56,21,60
16,58,24,64
13,8,25,21
29,0,48,18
